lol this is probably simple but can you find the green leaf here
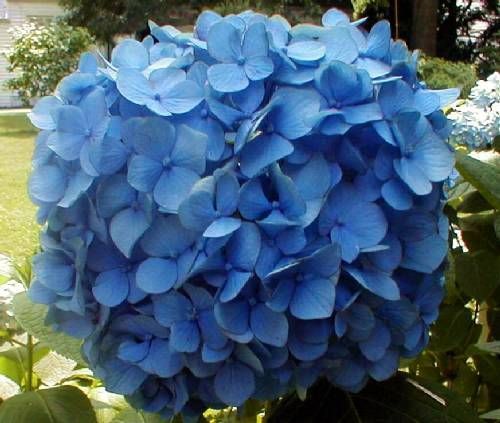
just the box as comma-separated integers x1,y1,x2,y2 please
457,191,494,213
11,292,85,365
451,363,479,398
266,372,481,423
454,250,500,301
0,356,24,386
473,341,500,355
111,408,164,423
481,409,500,419
33,351,77,386
429,305,473,352
494,214,500,240
0,385,97,423
455,152,500,210
473,355,500,387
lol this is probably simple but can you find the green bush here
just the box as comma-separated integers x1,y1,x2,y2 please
4,21,94,105
419,56,478,98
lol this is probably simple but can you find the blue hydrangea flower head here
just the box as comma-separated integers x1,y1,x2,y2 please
27,8,455,419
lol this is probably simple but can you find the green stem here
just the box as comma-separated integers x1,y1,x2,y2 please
26,334,33,391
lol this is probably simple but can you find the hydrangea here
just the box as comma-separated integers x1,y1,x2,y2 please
448,72,500,150
27,8,457,420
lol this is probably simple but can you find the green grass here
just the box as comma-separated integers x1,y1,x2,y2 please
0,111,39,263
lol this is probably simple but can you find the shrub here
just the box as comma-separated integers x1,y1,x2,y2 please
4,21,94,105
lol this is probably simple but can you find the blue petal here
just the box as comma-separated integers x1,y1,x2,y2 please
141,214,197,257
239,179,271,220
92,269,129,306
116,69,154,105
220,270,252,302
28,280,57,304
204,217,242,238
178,177,216,231
367,350,399,381
153,167,200,212
381,179,413,210
364,20,390,59
58,170,93,208
290,278,335,320
344,266,400,300
207,20,242,62
28,96,61,130
110,208,150,257
401,234,447,274
227,222,261,271
319,27,358,63
216,172,239,215
287,41,325,62
161,80,205,114
194,312,225,352
139,339,183,377
267,281,294,313
271,88,321,140
240,134,294,178
136,258,177,294
359,321,391,361
214,299,250,334
242,22,269,57
104,359,148,395
208,63,249,93
29,165,66,203
170,320,201,353
97,174,136,218
127,155,163,192
214,362,255,406
171,125,207,174
244,56,274,81
112,39,149,69
250,303,288,347
33,253,73,292
153,290,192,326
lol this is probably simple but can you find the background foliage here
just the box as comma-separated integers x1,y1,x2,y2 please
4,21,93,106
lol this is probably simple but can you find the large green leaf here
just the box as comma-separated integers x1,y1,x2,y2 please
266,373,480,423
454,250,500,301
0,385,97,423
11,292,85,365
455,152,500,209
473,341,500,355
481,409,500,420
429,305,473,352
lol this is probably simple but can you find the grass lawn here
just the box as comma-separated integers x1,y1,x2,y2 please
0,111,39,263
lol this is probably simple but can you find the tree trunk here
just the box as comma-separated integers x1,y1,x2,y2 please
411,0,438,56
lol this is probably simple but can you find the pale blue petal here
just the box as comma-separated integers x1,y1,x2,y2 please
208,63,249,93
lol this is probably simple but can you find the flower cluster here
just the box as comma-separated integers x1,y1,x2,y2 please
27,8,456,419
449,72,500,150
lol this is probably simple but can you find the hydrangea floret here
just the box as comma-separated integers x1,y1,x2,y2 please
448,72,499,150
27,8,457,420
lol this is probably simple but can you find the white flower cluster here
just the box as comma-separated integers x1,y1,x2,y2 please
449,72,500,149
